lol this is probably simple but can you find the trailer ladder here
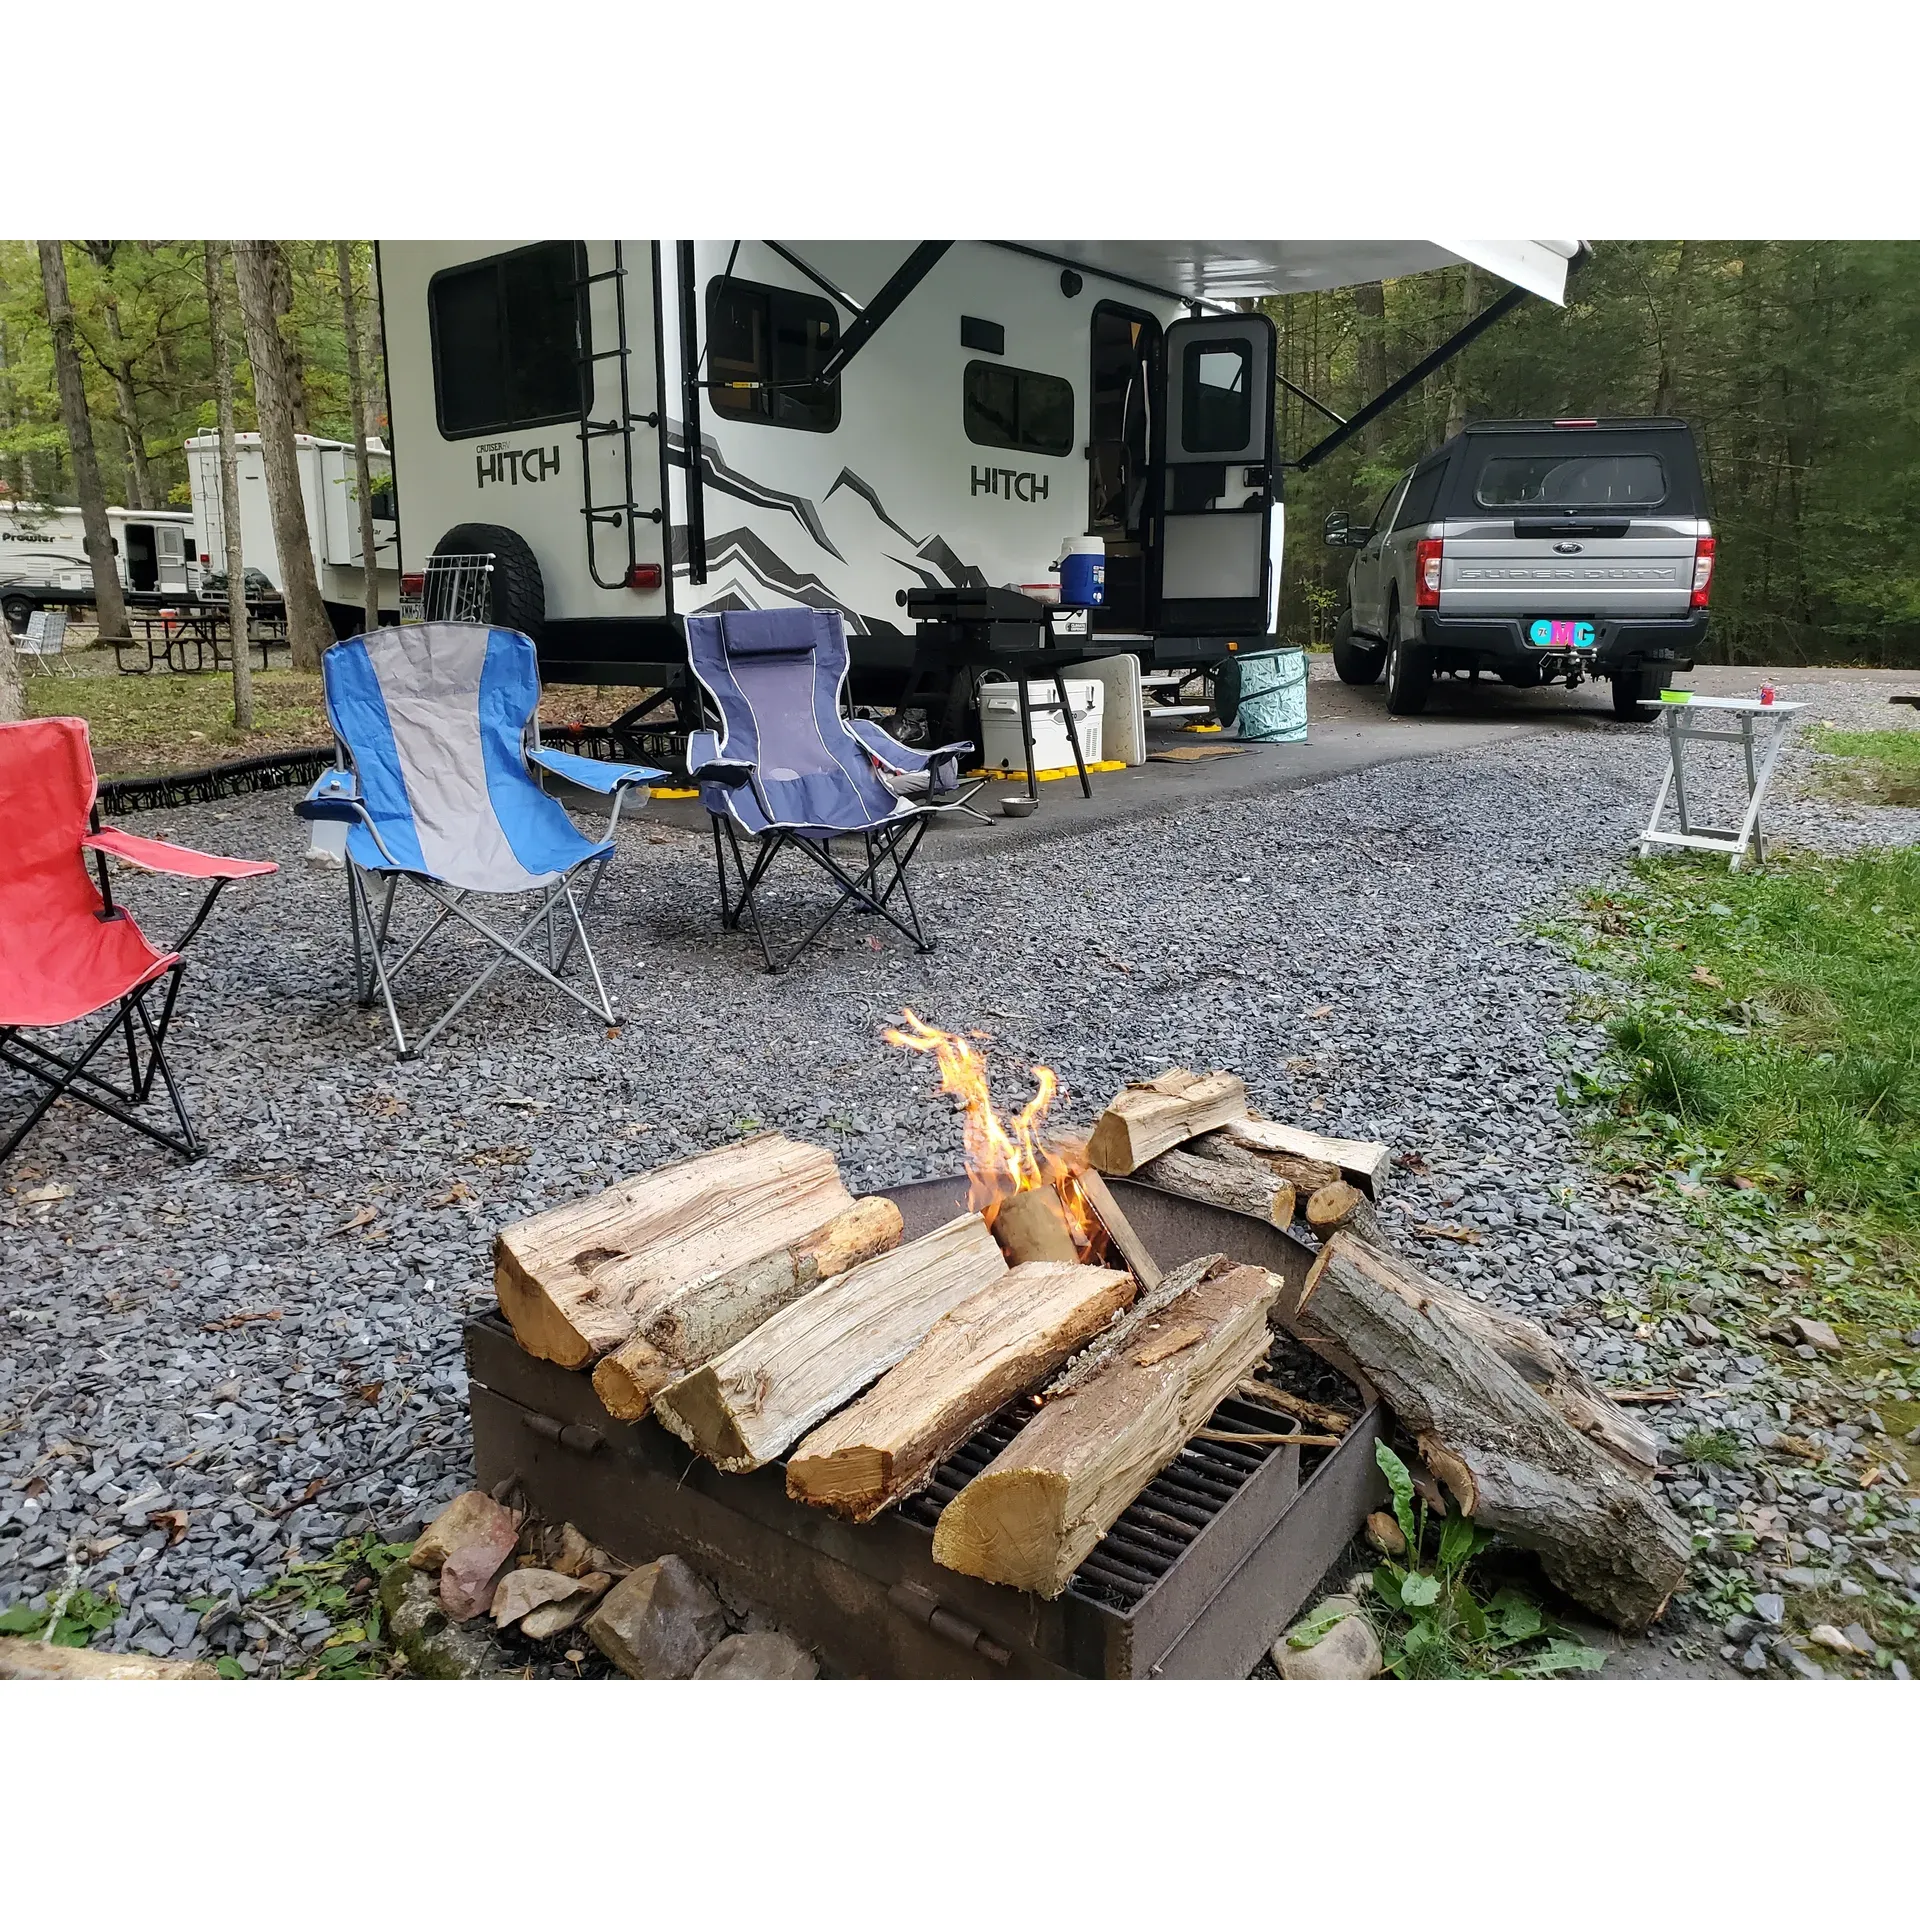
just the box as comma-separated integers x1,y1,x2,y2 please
575,240,662,590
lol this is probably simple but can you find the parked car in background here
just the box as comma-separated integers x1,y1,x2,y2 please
1326,418,1715,719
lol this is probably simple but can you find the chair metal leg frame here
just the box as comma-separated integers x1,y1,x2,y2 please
342,859,618,1058
711,813,935,973
0,966,198,1164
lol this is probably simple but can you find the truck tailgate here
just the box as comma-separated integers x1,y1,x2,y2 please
1441,517,1695,619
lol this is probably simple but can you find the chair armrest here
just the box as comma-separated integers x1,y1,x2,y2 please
527,746,667,794
294,767,362,822
687,729,757,789
83,827,277,881
847,717,973,773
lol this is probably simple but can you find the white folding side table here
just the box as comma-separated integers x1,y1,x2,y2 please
1636,694,1804,870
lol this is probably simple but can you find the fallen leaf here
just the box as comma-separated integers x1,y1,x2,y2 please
1308,1006,1333,1019
23,1476,48,1499
1689,965,1725,989
328,1205,378,1237
427,1182,472,1210
1415,1221,1483,1245
201,1309,282,1332
358,1381,384,1405
150,1509,190,1546
22,1183,74,1204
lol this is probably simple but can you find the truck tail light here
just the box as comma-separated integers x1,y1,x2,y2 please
1415,537,1444,610
1690,536,1716,609
626,562,662,592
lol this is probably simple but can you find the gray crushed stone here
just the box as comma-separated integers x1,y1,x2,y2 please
4,673,1916,1675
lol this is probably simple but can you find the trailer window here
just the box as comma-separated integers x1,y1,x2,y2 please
707,278,840,432
1474,452,1668,510
1181,341,1251,454
963,362,1074,457
429,242,583,439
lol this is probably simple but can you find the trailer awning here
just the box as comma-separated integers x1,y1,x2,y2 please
1016,240,1580,306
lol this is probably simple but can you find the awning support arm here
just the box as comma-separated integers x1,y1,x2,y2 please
1276,372,1346,428
763,242,865,316
1290,281,1532,469
813,243,953,385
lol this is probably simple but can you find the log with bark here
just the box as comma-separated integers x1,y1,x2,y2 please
493,1134,851,1369
1128,1144,1295,1230
931,1260,1280,1596
1086,1068,1247,1175
786,1261,1137,1521
989,1184,1080,1265
1186,1127,1342,1197
591,1196,904,1422
1224,1117,1391,1198
653,1213,1009,1473
1303,1179,1390,1247
1280,1232,1687,1629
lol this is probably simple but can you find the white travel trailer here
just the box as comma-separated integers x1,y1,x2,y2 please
0,501,201,628
374,240,1576,723
183,431,402,636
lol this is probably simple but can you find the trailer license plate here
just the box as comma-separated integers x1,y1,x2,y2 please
1529,618,1595,649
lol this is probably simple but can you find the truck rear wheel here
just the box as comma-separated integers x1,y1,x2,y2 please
1383,599,1432,715
431,523,546,644
1611,666,1671,719
1332,608,1384,685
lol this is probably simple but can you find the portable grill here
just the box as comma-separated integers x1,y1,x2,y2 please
465,1176,1388,1678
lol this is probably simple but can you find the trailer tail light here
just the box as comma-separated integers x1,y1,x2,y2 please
401,573,425,596
626,562,662,592
1690,536,1716,609
1415,538,1444,610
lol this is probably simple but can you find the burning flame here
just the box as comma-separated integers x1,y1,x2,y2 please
885,1008,1097,1249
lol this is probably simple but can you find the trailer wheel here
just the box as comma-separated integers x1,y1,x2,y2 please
1211,655,1242,726
431,522,546,643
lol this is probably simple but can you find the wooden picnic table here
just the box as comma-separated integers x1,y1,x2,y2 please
112,603,290,675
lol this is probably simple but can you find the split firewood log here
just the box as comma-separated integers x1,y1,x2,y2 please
1074,1166,1164,1289
1281,1232,1688,1630
1086,1068,1247,1175
990,1185,1079,1265
931,1260,1280,1597
652,1213,1008,1473
1127,1144,1295,1230
592,1197,905,1422
1228,1117,1391,1198
785,1261,1137,1522
493,1134,851,1369
1303,1179,1390,1247
1186,1128,1343,1198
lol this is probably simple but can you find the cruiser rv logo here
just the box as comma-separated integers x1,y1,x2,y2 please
971,465,1049,502
476,444,560,489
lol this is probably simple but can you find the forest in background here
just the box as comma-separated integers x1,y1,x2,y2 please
2,241,1916,667
1266,242,1920,666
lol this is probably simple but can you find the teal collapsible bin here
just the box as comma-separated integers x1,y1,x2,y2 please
1233,647,1308,743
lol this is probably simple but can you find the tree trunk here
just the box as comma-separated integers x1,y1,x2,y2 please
786,1260,1137,1521
652,1212,1009,1473
37,241,128,641
494,1133,852,1369
233,240,332,670
590,1195,904,1422
82,245,153,512
931,1260,1280,1596
335,241,382,637
202,243,254,731
1352,280,1389,451
268,241,308,432
1444,266,1476,439
1281,1232,1690,1630
1654,241,1695,416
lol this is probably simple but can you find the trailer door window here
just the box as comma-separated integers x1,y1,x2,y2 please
963,362,1074,457
1180,341,1252,454
429,242,583,439
707,278,840,432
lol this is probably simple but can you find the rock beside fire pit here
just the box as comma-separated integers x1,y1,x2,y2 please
1272,1596,1382,1681
585,1555,729,1679
693,1632,819,1680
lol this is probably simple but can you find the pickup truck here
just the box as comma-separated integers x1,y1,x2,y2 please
1325,418,1714,719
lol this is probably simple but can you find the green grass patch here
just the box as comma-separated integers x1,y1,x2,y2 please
1810,726,1920,807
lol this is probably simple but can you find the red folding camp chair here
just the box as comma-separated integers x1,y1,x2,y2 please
0,718,276,1164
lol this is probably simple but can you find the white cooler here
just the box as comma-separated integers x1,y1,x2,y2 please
978,676,1104,773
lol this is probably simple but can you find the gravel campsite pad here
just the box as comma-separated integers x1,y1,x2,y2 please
4,670,1918,1675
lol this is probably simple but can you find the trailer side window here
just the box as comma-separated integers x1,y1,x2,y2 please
429,242,583,439
963,362,1074,457
707,278,840,432
1181,342,1252,454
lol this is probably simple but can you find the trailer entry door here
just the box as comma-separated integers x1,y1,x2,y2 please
1156,313,1276,637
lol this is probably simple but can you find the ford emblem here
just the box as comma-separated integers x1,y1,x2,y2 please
1554,540,1583,554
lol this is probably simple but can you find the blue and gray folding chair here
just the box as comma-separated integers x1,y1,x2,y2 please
686,608,974,973
295,623,664,1058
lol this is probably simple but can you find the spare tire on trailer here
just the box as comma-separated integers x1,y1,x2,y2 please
1211,654,1242,726
430,522,546,643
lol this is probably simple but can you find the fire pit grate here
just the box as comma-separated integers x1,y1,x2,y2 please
897,1388,1306,1611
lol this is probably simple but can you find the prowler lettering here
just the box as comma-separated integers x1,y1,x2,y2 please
971,466,1049,502
477,446,562,489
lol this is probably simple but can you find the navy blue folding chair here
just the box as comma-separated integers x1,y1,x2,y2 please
296,623,663,1057
685,608,973,973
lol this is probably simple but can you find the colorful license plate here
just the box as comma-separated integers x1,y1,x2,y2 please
1528,618,1596,649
